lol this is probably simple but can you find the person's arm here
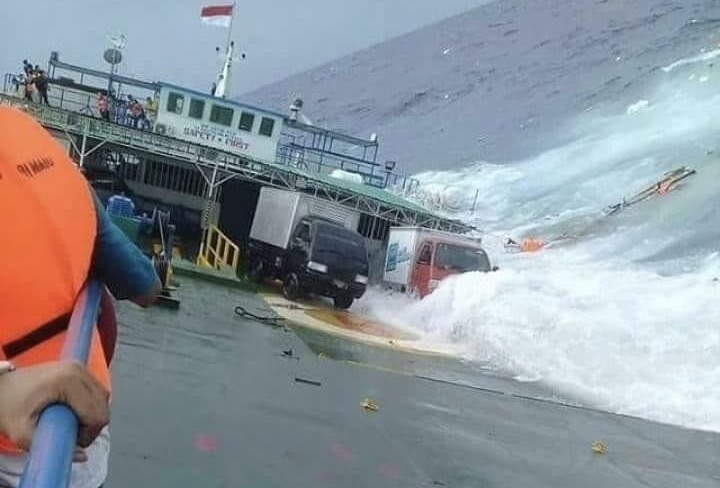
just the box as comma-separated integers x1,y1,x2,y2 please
90,190,162,307
0,361,109,450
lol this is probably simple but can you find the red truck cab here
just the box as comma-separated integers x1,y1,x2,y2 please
410,238,491,297
383,227,493,298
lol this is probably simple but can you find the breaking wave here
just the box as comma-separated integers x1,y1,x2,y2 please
360,48,720,432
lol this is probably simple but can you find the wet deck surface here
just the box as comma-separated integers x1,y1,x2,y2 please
305,308,419,341
106,278,720,488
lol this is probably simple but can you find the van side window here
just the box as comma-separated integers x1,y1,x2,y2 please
297,223,311,243
417,244,432,265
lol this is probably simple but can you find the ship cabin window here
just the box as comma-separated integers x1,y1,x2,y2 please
210,104,234,126
259,117,275,137
189,98,205,119
238,111,255,132
167,92,185,114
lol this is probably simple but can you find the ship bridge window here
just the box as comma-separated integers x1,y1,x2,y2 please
238,111,255,132
189,98,205,119
210,104,234,126
167,92,185,114
259,117,275,137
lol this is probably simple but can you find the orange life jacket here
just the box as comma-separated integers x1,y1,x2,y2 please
0,106,111,453
129,101,142,117
97,95,108,111
520,238,545,253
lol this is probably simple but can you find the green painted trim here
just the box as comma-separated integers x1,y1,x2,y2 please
172,260,259,292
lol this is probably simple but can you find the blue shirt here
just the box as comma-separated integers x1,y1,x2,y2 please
91,201,158,300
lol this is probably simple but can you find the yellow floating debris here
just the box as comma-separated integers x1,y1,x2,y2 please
592,441,608,454
318,352,329,359
361,398,379,412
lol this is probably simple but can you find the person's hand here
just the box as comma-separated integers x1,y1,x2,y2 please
0,361,110,452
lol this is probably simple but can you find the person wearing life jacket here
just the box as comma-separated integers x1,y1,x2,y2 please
96,93,109,121
144,96,157,130
0,106,161,488
505,237,546,253
126,96,145,129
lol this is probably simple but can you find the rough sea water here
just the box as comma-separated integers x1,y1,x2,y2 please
247,0,720,433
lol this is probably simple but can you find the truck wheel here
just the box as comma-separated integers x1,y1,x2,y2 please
282,273,301,301
248,259,264,284
333,294,354,310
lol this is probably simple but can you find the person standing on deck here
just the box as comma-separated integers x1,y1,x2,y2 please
22,76,34,102
96,93,110,121
144,97,157,130
0,106,161,488
34,70,50,105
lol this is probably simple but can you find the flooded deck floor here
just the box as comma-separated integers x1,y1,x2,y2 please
106,278,720,488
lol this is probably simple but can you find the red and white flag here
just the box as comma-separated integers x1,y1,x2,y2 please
200,4,234,28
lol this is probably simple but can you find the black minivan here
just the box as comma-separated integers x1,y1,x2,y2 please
249,217,369,309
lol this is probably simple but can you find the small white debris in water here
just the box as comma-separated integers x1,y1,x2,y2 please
443,94,450,99
700,76,710,82
615,56,622,61
626,100,649,114
443,48,452,55
689,74,697,80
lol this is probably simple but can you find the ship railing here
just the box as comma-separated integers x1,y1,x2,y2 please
1,76,156,128
276,141,420,192
0,87,422,198
0,91,421,193
3,74,96,114
2,73,424,193
196,225,240,274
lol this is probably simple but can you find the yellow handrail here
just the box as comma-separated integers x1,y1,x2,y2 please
196,225,240,273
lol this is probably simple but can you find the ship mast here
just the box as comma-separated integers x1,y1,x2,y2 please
213,2,239,99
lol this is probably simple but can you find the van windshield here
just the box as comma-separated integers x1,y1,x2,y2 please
434,243,490,272
312,222,368,266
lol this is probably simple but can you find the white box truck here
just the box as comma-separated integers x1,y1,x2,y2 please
248,187,369,309
384,227,493,297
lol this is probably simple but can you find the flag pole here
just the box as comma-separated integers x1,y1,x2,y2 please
224,2,235,55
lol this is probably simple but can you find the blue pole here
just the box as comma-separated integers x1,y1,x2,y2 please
19,279,104,488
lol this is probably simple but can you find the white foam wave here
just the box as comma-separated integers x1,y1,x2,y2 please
661,47,720,72
357,252,720,432
375,72,720,432
626,99,649,114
